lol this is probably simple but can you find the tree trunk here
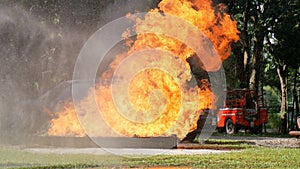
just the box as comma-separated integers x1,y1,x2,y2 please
296,90,300,119
294,69,299,119
249,44,261,93
238,0,251,89
249,35,264,94
277,64,288,133
249,3,265,94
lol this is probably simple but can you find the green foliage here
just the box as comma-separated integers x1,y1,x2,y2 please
263,85,280,110
267,0,300,69
223,54,240,89
225,0,299,133
267,113,282,133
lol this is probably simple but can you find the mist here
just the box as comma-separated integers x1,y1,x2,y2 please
0,0,159,144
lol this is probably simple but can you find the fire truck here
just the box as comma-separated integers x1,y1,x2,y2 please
217,89,268,134
182,89,268,142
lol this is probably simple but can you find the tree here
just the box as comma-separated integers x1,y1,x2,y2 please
265,0,300,133
223,0,299,133
223,0,273,95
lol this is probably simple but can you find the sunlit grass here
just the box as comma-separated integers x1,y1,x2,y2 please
212,131,291,138
121,148,300,168
1,146,299,168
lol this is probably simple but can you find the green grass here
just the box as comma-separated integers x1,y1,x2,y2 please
1,146,300,169
203,139,248,145
212,131,291,138
0,147,120,168
183,139,254,150
125,148,300,168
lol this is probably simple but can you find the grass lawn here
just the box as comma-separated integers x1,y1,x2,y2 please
0,145,299,169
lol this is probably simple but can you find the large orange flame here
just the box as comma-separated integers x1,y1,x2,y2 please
48,0,239,140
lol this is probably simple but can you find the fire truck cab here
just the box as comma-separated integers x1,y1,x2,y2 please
217,89,268,134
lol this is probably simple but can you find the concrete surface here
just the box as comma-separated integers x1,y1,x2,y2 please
25,148,231,156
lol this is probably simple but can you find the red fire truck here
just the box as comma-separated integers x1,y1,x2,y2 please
217,89,268,134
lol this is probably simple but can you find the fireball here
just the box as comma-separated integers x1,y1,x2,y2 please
48,0,239,140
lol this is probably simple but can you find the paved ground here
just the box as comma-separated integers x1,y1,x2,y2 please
22,135,300,156
25,148,231,156
10,135,300,157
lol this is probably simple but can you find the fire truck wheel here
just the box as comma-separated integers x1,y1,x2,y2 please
225,119,236,134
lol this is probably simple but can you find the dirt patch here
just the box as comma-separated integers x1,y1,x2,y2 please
210,135,300,148
248,138,300,148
